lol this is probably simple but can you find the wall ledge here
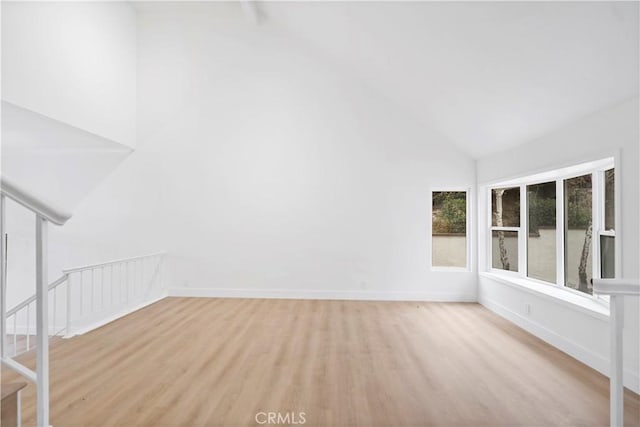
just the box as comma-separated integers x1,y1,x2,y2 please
480,272,609,321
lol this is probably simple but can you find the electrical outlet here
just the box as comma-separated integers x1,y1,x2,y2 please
525,303,531,315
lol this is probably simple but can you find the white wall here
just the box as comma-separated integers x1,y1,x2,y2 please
34,3,477,304
1,1,137,147
476,98,640,392
1,1,136,307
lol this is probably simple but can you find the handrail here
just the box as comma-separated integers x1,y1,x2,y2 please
0,176,72,225
6,253,167,316
593,277,639,427
593,279,640,296
63,251,166,273
6,253,167,318
6,274,68,317
1,356,37,383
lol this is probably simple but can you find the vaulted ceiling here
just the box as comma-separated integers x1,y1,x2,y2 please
259,1,639,157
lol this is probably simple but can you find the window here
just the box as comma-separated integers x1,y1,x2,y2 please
564,174,593,294
527,182,556,283
431,191,467,269
600,168,615,279
487,159,616,299
491,187,519,272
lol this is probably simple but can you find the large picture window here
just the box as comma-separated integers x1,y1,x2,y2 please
432,191,468,269
487,159,615,298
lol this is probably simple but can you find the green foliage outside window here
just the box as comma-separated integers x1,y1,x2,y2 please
433,192,466,234
565,175,592,229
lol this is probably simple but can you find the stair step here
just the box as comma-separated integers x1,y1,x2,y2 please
1,382,27,427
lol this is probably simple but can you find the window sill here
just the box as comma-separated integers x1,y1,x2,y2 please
431,266,471,273
479,272,610,321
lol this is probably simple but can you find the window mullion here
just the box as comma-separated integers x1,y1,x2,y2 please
519,184,527,277
593,172,602,280
556,179,565,287
487,187,493,272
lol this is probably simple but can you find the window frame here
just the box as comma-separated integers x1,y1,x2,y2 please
595,167,616,279
489,186,522,275
525,180,558,284
484,157,618,302
430,188,471,272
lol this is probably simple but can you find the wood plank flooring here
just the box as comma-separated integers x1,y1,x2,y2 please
2,297,639,426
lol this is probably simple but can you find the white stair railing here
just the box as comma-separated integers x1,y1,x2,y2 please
62,252,166,337
4,252,166,357
1,176,167,427
593,278,640,427
1,176,72,427
5,275,68,357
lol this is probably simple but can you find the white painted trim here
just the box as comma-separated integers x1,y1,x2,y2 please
479,295,640,394
519,184,527,276
556,179,565,287
480,156,615,188
167,287,477,302
64,293,167,338
491,226,520,232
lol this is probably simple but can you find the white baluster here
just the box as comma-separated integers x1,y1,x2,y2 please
126,261,130,305
110,265,114,307
101,266,105,310
120,262,124,303
13,314,17,356
160,255,165,293
0,195,6,357
53,286,57,335
134,260,139,300
66,274,73,337
91,268,95,313
26,305,30,351
35,215,50,427
79,271,84,317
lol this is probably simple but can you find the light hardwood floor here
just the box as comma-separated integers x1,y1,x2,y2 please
2,298,639,426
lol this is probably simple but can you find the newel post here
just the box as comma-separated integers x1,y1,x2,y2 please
36,215,50,427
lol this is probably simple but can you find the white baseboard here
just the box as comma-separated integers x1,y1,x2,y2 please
167,287,477,302
480,295,640,394
65,293,168,338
